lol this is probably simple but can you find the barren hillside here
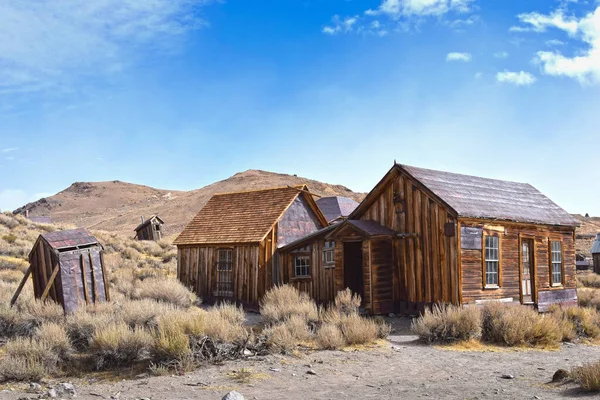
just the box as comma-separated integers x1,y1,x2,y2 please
13,170,365,237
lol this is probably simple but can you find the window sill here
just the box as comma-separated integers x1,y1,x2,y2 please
484,285,500,290
291,276,311,281
551,284,564,288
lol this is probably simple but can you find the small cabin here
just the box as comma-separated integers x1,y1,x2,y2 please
592,234,600,274
174,186,329,308
135,215,165,241
316,196,360,224
14,228,109,313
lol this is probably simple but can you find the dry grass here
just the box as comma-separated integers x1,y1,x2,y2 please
0,355,46,382
334,288,361,316
578,288,600,311
550,305,600,339
90,322,154,370
339,314,380,345
134,278,196,308
260,285,319,324
412,304,482,343
572,361,600,392
36,322,73,360
316,323,346,350
578,274,600,289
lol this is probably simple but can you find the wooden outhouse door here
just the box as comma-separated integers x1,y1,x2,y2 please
521,239,534,304
216,248,234,298
343,241,364,301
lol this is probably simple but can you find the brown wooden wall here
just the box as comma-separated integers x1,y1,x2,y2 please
30,240,61,302
460,219,576,305
357,169,459,311
595,254,600,274
277,239,337,304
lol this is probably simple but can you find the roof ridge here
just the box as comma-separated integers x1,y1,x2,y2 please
399,163,531,187
212,184,308,197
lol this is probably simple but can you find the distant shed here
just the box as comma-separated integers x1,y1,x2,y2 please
28,216,53,224
13,228,109,313
135,216,164,241
592,233,600,274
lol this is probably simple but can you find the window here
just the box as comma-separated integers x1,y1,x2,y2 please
551,241,563,285
294,255,310,277
217,248,233,296
484,236,500,287
323,241,335,266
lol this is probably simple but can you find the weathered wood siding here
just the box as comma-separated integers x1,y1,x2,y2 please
357,169,459,312
277,239,337,304
459,219,576,306
595,254,600,275
177,243,262,306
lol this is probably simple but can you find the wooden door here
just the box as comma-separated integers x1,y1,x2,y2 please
216,248,234,298
343,241,364,300
521,239,534,304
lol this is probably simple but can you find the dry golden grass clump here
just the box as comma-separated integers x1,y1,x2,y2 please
260,285,319,324
578,288,600,311
134,278,197,308
90,322,154,370
334,288,361,315
315,323,346,349
571,361,600,392
549,305,600,339
578,274,600,289
412,304,482,343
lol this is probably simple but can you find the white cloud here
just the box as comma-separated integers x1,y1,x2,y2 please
322,15,360,35
515,6,600,84
1,147,18,153
0,1,212,94
494,51,509,58
0,189,52,212
546,39,566,46
446,52,472,62
367,0,474,18
496,70,537,86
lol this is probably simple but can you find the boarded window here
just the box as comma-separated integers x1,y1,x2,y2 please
217,248,233,296
294,255,310,277
551,241,563,285
484,236,500,287
323,240,335,266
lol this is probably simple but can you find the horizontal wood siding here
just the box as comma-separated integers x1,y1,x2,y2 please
459,220,576,306
359,169,459,312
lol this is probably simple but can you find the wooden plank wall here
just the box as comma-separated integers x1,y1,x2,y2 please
278,239,337,304
177,243,261,305
370,238,394,314
358,170,459,311
460,220,576,305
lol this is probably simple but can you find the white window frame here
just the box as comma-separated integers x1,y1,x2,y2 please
323,240,335,267
294,254,310,278
484,235,500,288
551,241,563,286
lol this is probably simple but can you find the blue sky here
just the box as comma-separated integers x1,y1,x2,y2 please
0,0,599,215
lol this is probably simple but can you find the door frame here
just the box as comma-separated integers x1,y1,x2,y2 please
518,235,536,304
342,240,365,301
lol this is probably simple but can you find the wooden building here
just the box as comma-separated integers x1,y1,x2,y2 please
316,196,360,224
592,234,600,274
322,163,579,314
134,215,165,241
174,186,328,308
12,228,109,313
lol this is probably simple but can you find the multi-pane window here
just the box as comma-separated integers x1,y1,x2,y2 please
323,241,335,266
551,241,563,285
485,236,500,286
294,255,310,277
217,249,233,296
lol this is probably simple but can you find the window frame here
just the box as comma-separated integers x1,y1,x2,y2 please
549,240,564,287
293,254,311,278
482,234,501,289
323,240,335,268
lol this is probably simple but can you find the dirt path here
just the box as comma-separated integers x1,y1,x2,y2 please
3,319,600,400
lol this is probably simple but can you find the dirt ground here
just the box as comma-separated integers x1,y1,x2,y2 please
3,318,600,400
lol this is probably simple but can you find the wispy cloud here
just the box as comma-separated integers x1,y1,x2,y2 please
546,39,566,46
446,52,472,62
511,5,600,85
496,70,537,86
0,1,213,94
494,51,509,59
1,147,19,153
323,0,476,36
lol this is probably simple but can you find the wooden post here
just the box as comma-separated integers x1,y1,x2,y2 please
80,253,90,304
41,265,60,301
88,252,99,302
10,266,32,307
100,251,110,302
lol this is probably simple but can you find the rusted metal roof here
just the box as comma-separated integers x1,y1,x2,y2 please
174,186,326,246
592,234,600,254
316,196,359,223
41,228,99,250
400,164,579,227
134,215,164,232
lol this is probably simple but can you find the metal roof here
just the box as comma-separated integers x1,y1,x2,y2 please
28,216,52,224
316,196,359,223
41,228,99,250
592,234,600,254
400,164,579,227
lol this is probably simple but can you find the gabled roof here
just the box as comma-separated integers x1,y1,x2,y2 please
592,234,600,254
278,224,338,252
327,219,397,240
174,185,328,246
40,228,99,250
351,163,579,228
316,196,359,223
134,215,165,232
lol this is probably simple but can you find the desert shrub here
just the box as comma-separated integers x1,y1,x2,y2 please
213,302,245,325
120,299,172,329
2,233,17,243
572,361,600,392
551,305,600,339
122,247,142,260
260,285,319,324
412,304,482,343
374,316,392,339
90,322,153,370
578,289,600,311
339,314,380,345
204,309,248,343
316,323,345,350
334,288,361,316
135,278,196,308
0,355,46,382
263,322,297,353
153,316,191,363
578,274,600,289
36,322,72,360
482,303,561,346
0,269,24,283
0,300,64,338
0,213,19,229
18,299,64,325
4,337,60,374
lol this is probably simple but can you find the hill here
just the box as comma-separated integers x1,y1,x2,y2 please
13,170,365,237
